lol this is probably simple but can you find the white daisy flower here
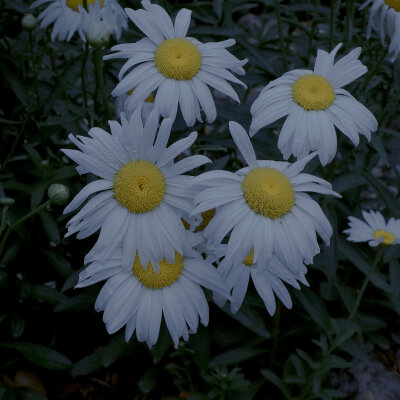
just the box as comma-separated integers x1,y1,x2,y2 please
360,0,400,45
81,0,113,47
214,252,308,316
115,89,156,122
344,210,400,246
249,43,378,166
191,122,341,274
31,0,127,42
104,0,247,127
76,247,228,348
62,109,211,270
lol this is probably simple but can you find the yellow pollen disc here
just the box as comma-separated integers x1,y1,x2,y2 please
182,209,216,232
242,167,295,219
132,251,184,289
155,38,202,80
292,74,336,111
66,0,103,11
385,0,400,11
243,249,255,266
126,88,155,103
113,160,166,213
373,229,395,245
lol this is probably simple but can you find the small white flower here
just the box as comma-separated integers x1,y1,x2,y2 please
81,1,112,47
360,0,400,44
76,247,228,348
191,122,341,274
344,210,400,246
105,0,247,126
31,0,127,42
62,109,211,269
250,43,378,166
214,252,308,316
22,13,37,30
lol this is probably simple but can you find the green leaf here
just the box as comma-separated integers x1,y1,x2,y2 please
361,172,398,213
41,250,73,278
31,284,68,305
71,349,104,377
260,369,292,399
138,369,156,393
332,173,367,193
55,293,94,312
103,334,128,368
39,210,60,243
0,342,72,370
188,325,210,371
220,303,270,338
10,313,25,338
17,389,48,400
295,289,332,331
209,348,265,368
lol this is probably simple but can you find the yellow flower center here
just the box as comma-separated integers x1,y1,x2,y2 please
66,0,103,12
155,38,202,80
373,229,395,245
132,251,184,289
243,249,255,266
113,160,166,213
242,167,295,219
292,74,336,111
385,0,400,11
127,88,155,103
182,209,216,232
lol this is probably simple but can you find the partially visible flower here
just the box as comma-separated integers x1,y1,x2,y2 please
116,88,156,122
48,184,70,205
105,0,247,127
250,43,378,166
81,1,112,47
76,246,228,348
22,14,37,30
360,0,400,44
191,122,341,275
62,109,211,269
214,252,308,315
344,210,400,246
31,0,127,42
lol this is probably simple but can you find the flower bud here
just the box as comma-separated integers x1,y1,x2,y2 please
22,14,37,30
48,184,70,205
0,197,15,206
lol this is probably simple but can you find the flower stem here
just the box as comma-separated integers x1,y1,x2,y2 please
348,247,384,321
81,42,91,125
269,302,281,366
274,0,288,71
329,0,336,51
93,48,112,121
0,199,52,261
28,31,40,104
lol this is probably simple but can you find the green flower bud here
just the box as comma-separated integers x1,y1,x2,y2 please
0,197,15,206
48,184,70,205
22,14,37,30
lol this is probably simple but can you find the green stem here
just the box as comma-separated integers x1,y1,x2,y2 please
269,302,281,366
348,248,384,321
93,48,112,121
46,39,71,103
344,0,353,48
28,31,40,104
1,118,28,171
329,0,336,51
274,0,288,71
81,42,91,125
361,49,386,91
0,200,52,260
